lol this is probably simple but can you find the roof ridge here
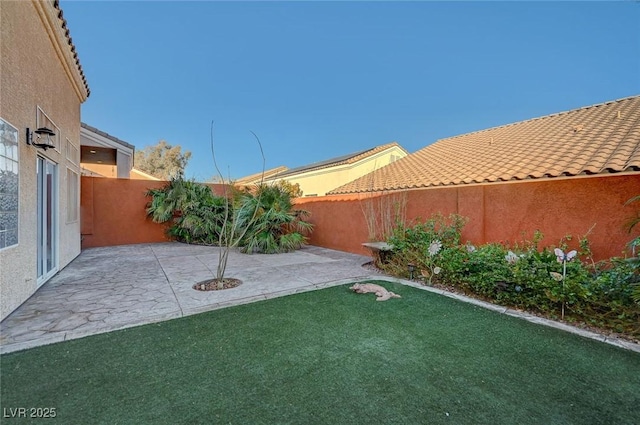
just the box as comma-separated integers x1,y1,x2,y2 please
235,166,289,184
278,141,402,177
344,141,402,164
441,94,640,142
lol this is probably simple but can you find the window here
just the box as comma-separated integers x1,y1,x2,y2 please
66,168,79,223
36,107,61,152
0,118,19,249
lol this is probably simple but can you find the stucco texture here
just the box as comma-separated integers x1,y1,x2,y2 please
297,174,640,262
80,178,228,249
1,0,86,320
79,173,639,263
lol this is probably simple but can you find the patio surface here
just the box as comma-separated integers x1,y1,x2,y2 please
0,243,374,354
1,243,638,355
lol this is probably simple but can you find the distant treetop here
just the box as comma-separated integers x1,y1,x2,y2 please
134,140,192,180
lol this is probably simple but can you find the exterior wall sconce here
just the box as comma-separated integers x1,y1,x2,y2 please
26,127,56,150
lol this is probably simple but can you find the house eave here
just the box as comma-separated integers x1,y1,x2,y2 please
33,0,90,103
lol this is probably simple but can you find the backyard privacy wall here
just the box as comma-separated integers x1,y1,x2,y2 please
80,177,226,248
296,173,640,262
80,174,640,261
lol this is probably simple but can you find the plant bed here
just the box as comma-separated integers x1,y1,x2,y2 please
193,278,242,291
377,214,640,343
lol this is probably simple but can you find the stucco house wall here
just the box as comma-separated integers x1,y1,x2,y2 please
266,145,407,196
0,0,89,320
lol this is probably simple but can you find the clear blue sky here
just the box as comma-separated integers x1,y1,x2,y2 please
61,1,640,182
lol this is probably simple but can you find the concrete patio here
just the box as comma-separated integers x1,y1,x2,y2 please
0,243,375,354
2,242,638,355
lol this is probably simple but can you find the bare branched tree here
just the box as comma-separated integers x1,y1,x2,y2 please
210,121,265,288
359,165,407,242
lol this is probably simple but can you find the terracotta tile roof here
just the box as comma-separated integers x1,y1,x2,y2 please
235,166,289,185
277,142,407,178
329,95,640,194
53,0,90,97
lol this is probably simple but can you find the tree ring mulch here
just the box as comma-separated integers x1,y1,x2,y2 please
193,278,242,291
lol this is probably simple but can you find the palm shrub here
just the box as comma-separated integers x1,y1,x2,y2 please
236,182,313,254
146,178,229,245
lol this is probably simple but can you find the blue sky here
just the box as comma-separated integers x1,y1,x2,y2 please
61,1,640,182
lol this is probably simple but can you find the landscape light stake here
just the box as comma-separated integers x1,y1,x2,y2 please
407,263,415,280
554,248,577,321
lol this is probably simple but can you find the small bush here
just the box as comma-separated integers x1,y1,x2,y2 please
381,213,640,339
380,213,467,283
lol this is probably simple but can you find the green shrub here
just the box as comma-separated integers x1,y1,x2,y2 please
146,178,229,245
381,213,467,281
146,179,314,254
388,213,467,251
381,214,640,339
236,182,313,254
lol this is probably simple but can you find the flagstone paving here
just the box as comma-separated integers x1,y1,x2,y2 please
1,243,638,354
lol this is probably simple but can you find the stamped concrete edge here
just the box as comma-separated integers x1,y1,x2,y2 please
2,273,638,355
0,311,183,355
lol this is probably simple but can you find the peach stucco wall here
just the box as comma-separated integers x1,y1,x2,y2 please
296,174,640,261
80,174,640,262
80,177,227,248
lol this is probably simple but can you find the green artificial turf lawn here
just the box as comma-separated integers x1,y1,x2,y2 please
1,281,639,425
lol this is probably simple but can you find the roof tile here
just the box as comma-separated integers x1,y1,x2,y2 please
330,95,640,194
53,0,90,97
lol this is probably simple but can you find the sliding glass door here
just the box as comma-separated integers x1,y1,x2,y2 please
37,156,57,285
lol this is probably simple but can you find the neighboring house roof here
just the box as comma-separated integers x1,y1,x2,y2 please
330,95,640,194
80,123,135,178
235,166,289,185
130,168,161,181
276,142,407,178
81,122,135,150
